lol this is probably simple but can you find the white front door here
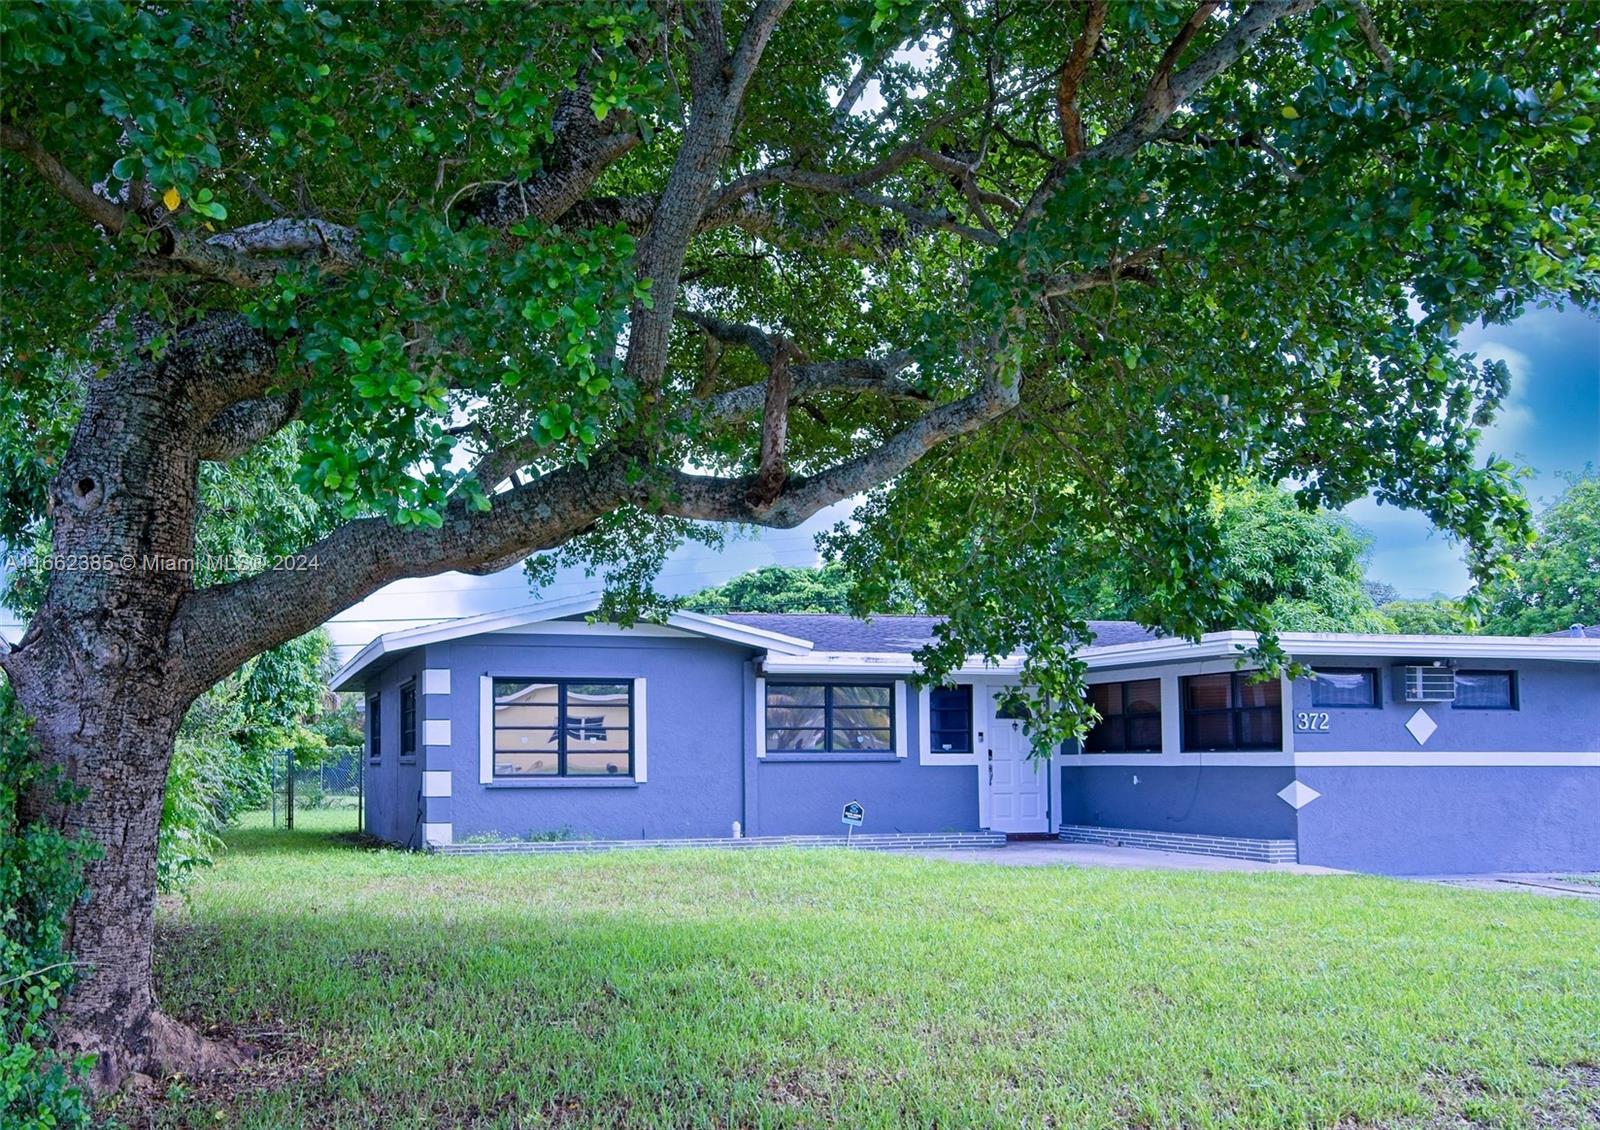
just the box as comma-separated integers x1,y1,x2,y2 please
983,688,1049,833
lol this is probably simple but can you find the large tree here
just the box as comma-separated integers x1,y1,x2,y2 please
684,563,864,613
1481,471,1600,635
1,0,1594,1092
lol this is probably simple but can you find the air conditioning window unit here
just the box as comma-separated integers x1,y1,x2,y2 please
1398,664,1456,702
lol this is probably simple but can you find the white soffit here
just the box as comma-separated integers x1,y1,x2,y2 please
331,592,813,690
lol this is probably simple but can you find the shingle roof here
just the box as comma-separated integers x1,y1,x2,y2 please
1543,624,1599,639
717,613,1157,653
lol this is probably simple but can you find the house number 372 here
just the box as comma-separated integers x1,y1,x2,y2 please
1294,711,1330,732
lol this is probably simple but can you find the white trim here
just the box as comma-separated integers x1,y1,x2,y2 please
1084,630,1600,670
1048,742,1063,834
1058,750,1599,768
763,652,1025,677
893,680,908,758
422,718,451,747
331,592,814,689
478,675,493,784
1060,751,1293,767
495,622,697,639
1294,751,1600,767
918,684,982,766
422,822,453,847
422,770,452,798
634,677,648,783
754,675,766,759
421,668,451,696
1280,671,1295,756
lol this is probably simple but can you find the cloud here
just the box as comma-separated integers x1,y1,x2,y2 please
1468,339,1536,459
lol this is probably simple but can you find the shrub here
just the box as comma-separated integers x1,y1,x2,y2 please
0,679,98,1128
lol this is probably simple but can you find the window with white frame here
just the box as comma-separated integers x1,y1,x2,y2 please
766,682,893,752
928,685,973,753
492,679,633,777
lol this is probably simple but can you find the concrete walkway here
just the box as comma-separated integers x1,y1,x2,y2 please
915,844,1600,896
1410,874,1600,900
913,841,1346,875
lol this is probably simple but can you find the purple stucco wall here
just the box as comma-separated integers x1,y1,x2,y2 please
1295,765,1599,873
1290,657,1597,754
346,628,1596,873
430,632,750,841
753,673,980,835
357,628,990,843
1286,656,1599,873
1059,764,1297,839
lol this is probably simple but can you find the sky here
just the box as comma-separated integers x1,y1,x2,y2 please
1,307,1594,662
1343,304,1599,599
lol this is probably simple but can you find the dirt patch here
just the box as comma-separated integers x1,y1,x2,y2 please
97,1018,327,1129
1347,1063,1600,1129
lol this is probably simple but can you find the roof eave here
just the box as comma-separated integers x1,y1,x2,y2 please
329,593,815,690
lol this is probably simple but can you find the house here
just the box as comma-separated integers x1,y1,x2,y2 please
330,595,1599,874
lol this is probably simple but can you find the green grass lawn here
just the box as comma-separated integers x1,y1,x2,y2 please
124,813,1600,1128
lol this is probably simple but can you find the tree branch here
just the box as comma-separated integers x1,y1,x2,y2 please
168,456,636,692
622,0,794,401
655,375,1019,528
1057,0,1107,157
0,122,128,233
1352,1,1395,73
681,313,924,415
698,351,925,418
748,340,799,505
1022,0,1317,221
198,394,301,461
1139,2,1221,125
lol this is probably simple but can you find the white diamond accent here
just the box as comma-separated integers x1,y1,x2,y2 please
1277,780,1322,810
1405,708,1437,746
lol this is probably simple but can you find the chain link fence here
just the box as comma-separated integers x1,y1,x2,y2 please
269,745,363,831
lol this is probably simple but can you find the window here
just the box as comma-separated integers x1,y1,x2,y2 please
928,686,973,753
1085,679,1162,753
1454,669,1517,710
493,679,633,777
1181,672,1282,752
766,683,893,752
1312,668,1379,708
399,682,417,759
367,694,381,761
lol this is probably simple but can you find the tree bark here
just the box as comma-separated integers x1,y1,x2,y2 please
10,667,246,1091
7,334,255,1091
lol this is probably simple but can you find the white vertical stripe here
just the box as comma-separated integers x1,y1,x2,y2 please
1280,671,1295,755
916,686,931,763
755,675,766,758
1160,671,1182,755
634,677,648,783
894,680,908,758
479,675,493,784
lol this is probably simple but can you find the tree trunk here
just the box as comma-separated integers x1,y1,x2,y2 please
10,669,246,1091
5,334,256,1092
